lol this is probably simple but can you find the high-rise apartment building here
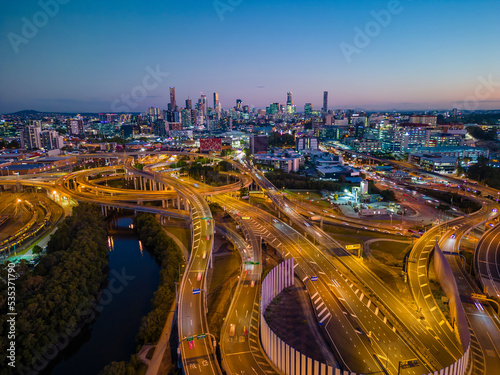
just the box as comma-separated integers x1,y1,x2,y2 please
41,130,64,150
67,119,84,136
323,91,328,113
186,98,192,110
169,87,177,111
20,125,42,150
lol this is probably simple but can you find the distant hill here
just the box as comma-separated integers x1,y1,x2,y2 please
4,110,141,117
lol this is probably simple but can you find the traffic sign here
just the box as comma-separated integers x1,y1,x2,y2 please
346,244,361,250
471,293,486,299
193,288,201,295
310,276,318,281
242,217,251,220
197,334,207,339
244,261,260,265
186,336,194,341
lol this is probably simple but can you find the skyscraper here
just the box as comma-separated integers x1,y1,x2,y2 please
201,94,207,116
323,91,328,113
304,103,313,116
169,87,177,111
287,92,293,106
236,99,242,111
186,98,192,110
213,92,219,109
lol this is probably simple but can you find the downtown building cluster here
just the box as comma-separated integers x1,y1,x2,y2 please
1,89,499,176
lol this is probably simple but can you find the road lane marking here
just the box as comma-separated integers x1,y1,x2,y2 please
318,306,328,317
319,312,331,323
316,302,324,310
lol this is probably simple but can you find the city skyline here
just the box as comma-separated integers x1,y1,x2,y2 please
1,0,499,113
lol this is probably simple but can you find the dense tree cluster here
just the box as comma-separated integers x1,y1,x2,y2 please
438,113,500,126
0,140,19,149
180,162,234,187
466,125,497,141
415,188,481,213
265,170,346,191
367,180,396,201
465,157,500,190
268,132,295,148
100,213,183,375
0,203,108,375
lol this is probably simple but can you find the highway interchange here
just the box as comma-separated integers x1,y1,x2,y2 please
2,150,500,375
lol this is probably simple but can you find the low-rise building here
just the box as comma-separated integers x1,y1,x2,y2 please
409,153,457,173
316,165,360,180
254,154,301,173
410,146,489,161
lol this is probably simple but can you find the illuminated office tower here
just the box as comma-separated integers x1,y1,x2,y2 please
323,91,328,113
213,92,219,108
304,103,313,116
169,87,177,111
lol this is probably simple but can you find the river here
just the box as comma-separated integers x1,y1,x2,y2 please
41,216,160,375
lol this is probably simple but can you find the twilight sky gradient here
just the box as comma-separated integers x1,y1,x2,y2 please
1,0,499,113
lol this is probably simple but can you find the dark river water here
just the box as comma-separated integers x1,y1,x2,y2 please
41,217,160,375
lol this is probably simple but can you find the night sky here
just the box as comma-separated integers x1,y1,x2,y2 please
1,0,499,113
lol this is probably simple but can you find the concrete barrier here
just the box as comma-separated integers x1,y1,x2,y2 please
260,258,352,375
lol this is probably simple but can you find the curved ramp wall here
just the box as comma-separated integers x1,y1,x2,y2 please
260,258,355,375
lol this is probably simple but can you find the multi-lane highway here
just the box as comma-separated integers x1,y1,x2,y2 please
440,220,500,375
124,159,221,375
6,150,500,375
217,224,277,375
475,224,500,298
216,194,431,374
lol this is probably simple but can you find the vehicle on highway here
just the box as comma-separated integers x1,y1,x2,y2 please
408,229,415,233
395,232,403,236
272,218,278,223
493,208,498,213
242,326,248,336
383,230,390,233
197,272,202,281
250,280,255,287
451,234,456,239
304,222,311,227
229,324,235,341
202,251,206,259
206,235,211,240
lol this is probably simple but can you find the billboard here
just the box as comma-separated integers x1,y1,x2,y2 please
200,138,222,152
